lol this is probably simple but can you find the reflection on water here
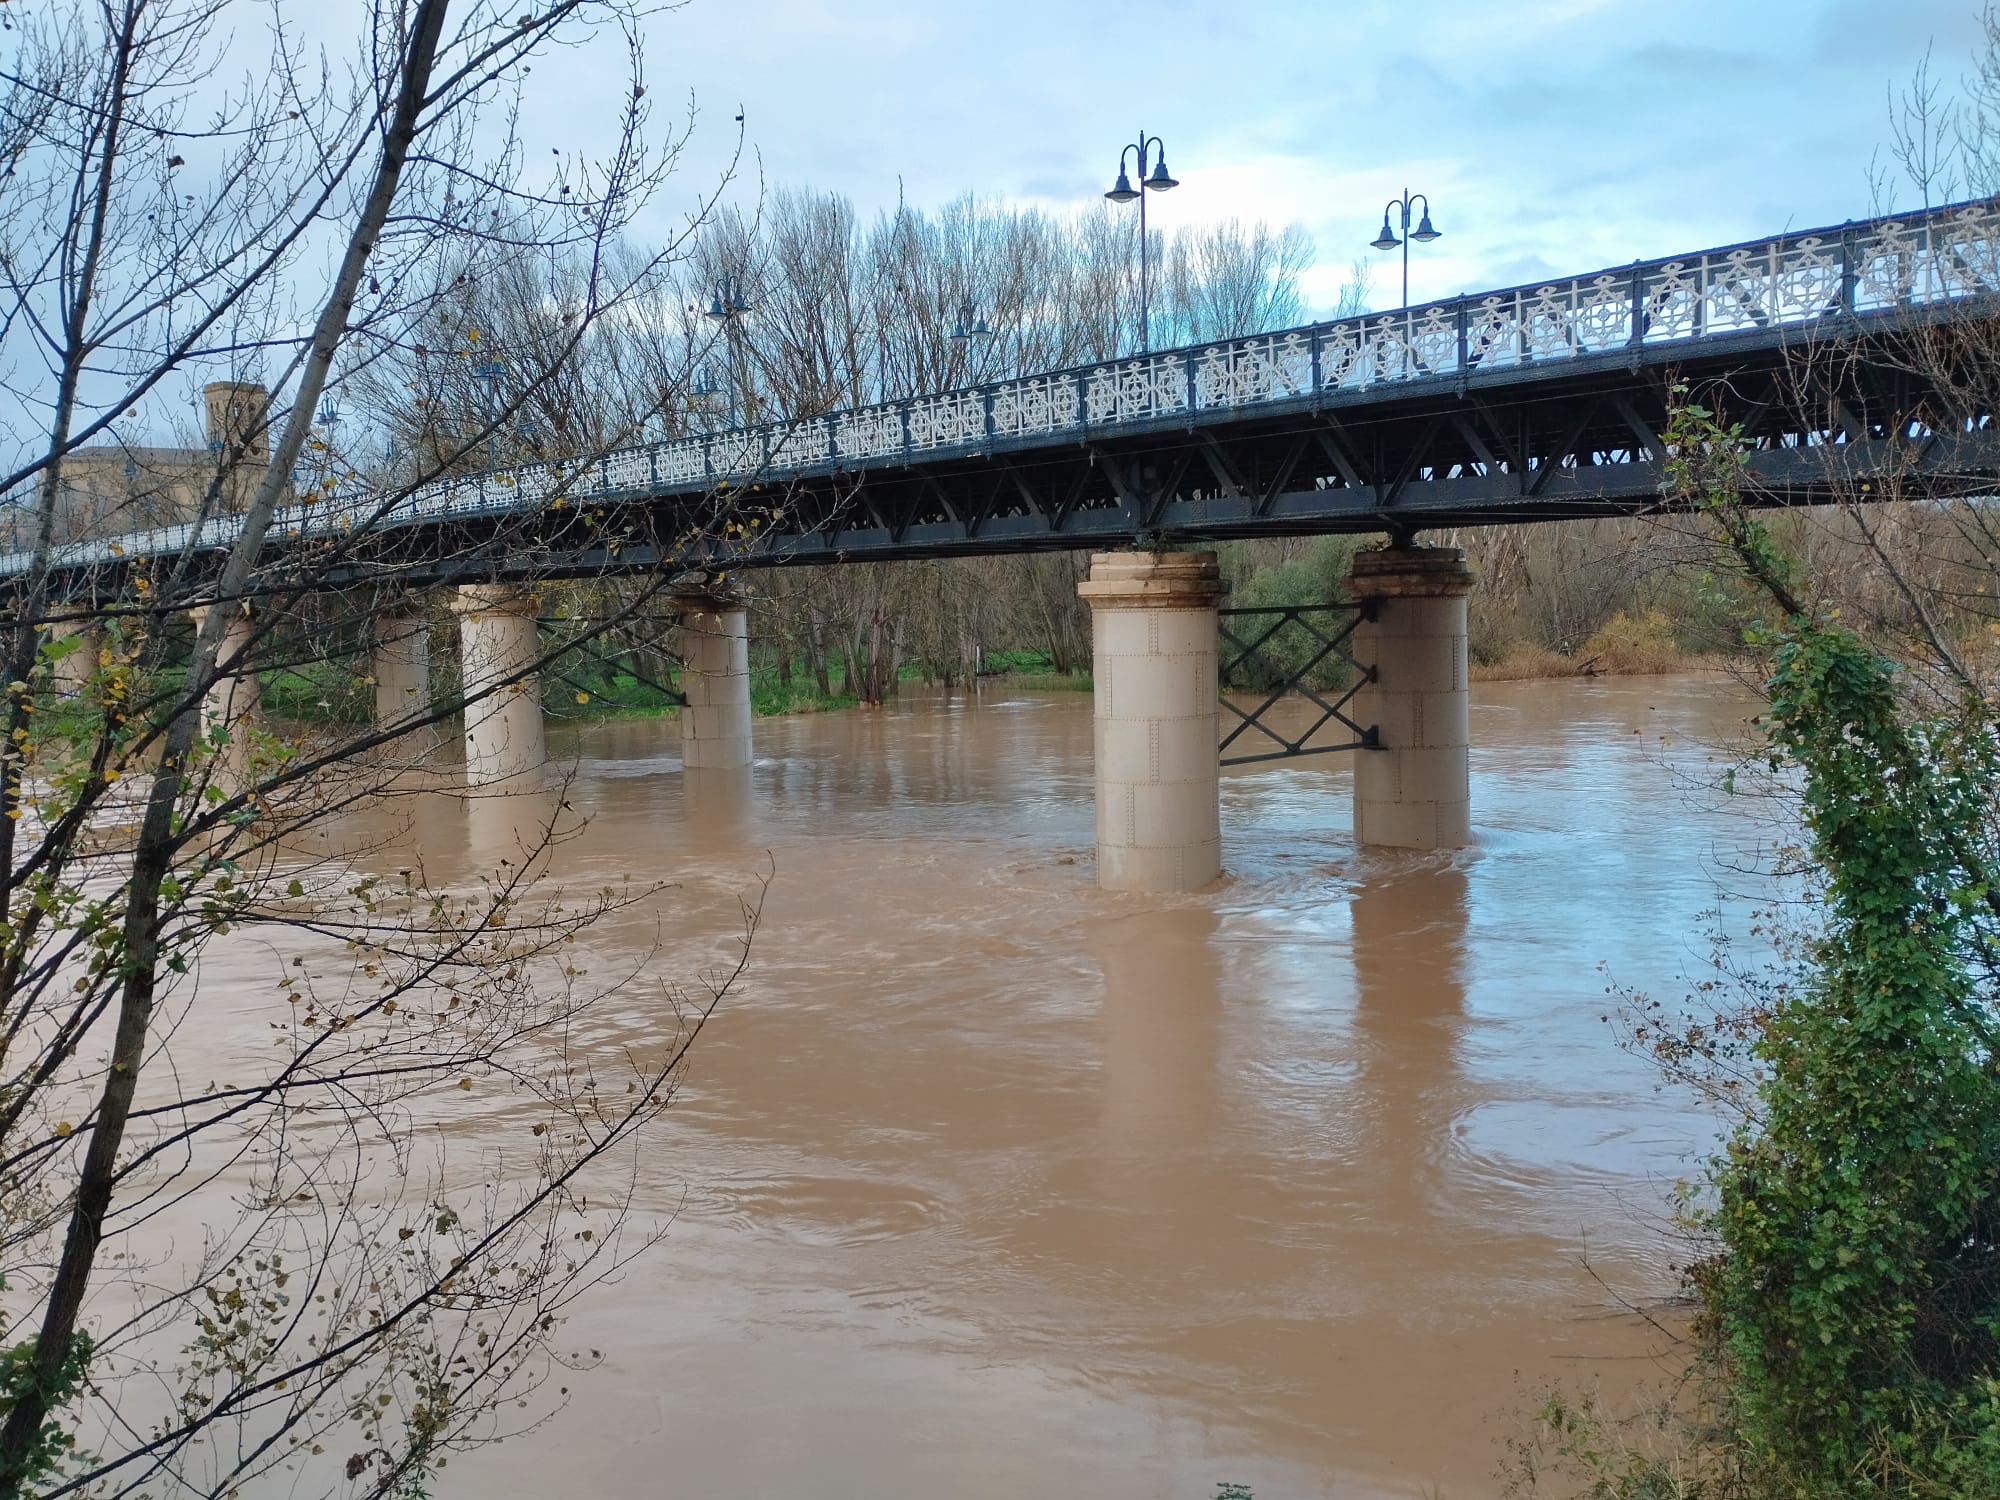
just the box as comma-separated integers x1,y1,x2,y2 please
684,764,754,844
464,784,565,880
1097,904,1222,1173
205,676,1763,1499
1351,859,1468,1206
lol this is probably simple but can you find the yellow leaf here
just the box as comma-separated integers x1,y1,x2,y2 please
103,769,119,784
574,691,589,705
458,1078,472,1091
54,1121,71,1138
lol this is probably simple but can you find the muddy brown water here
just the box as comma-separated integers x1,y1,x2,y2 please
234,675,1771,1497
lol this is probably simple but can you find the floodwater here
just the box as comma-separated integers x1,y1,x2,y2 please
289,677,1773,1496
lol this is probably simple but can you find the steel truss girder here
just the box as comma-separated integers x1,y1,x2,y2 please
23,332,2000,602
1217,603,1377,766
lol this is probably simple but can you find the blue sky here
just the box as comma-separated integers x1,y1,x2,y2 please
540,0,1991,317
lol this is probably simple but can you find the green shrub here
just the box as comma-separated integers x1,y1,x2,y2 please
1578,609,1683,674
1662,394,2000,1498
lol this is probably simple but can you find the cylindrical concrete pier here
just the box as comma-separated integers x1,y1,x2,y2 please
372,613,432,728
193,604,263,786
674,594,752,772
1347,545,1474,850
1076,551,1224,893
453,586,546,786
198,606,262,741
48,618,99,697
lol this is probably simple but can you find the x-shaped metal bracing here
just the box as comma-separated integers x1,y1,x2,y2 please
1217,603,1379,766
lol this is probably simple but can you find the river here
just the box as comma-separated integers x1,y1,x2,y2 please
302,675,1775,1496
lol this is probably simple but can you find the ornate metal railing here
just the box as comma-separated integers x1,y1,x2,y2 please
1218,604,1375,765
8,199,1999,579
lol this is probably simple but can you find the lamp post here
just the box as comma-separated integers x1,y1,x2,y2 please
1369,190,1442,311
948,297,992,380
470,361,504,469
703,275,752,427
1104,131,1179,353
688,363,725,434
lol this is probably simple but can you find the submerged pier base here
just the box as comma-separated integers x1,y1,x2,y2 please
674,592,752,773
1077,551,1224,893
454,586,546,787
1347,546,1474,851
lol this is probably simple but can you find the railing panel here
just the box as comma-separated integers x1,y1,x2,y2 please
835,406,902,460
1194,333,1315,409
770,418,830,471
1316,320,1369,390
908,389,985,450
602,448,652,491
1773,236,1843,319
1567,274,1632,353
992,374,1079,436
1085,354,1187,423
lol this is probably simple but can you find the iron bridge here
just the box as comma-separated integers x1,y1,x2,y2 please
13,200,2000,597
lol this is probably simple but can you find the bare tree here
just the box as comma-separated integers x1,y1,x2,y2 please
0,2,779,1494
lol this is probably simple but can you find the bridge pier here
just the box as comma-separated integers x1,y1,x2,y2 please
1347,546,1473,850
48,619,99,697
1077,551,1224,893
371,613,432,729
673,592,752,772
453,586,546,786
196,604,263,783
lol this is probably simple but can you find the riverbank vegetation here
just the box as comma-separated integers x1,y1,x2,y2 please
1511,377,2000,1496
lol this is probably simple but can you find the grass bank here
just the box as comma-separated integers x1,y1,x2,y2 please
544,667,857,723
978,649,1090,693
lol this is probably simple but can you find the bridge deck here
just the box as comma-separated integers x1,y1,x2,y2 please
11,200,2000,591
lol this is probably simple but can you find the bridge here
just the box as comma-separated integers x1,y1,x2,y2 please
10,200,2000,594
16,201,2000,895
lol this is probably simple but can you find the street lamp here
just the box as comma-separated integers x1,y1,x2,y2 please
948,298,990,344
470,359,505,469
316,395,343,476
688,363,725,433
703,275,752,426
949,297,992,379
1104,130,1179,352
1369,189,1442,311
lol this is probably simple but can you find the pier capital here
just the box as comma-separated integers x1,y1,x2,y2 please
450,584,540,619
668,587,747,617
1076,551,1223,612
1347,545,1473,601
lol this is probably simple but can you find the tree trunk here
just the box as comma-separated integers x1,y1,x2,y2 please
803,609,830,696
0,2,453,1484
857,604,894,707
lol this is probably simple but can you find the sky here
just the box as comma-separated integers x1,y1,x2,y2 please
517,0,1992,318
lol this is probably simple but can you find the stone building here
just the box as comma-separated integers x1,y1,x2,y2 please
36,381,281,546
